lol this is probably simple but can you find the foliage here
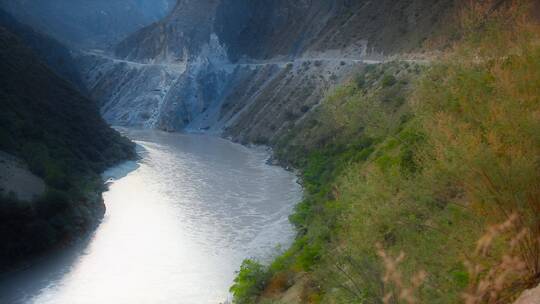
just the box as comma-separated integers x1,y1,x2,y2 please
463,214,530,304
0,178,106,267
382,74,397,88
231,1,540,303
231,259,271,304
377,245,427,304
0,28,135,270
234,62,427,303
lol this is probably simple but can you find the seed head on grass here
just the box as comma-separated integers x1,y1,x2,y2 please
377,244,427,304
463,214,531,304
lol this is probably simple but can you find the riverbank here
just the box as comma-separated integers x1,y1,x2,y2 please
0,129,302,304
0,25,138,274
229,3,540,303
0,128,136,274
0,158,134,274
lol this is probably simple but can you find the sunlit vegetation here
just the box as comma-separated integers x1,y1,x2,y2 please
231,0,540,303
230,259,272,304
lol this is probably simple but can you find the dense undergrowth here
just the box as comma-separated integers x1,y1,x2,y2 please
0,28,135,270
231,1,540,303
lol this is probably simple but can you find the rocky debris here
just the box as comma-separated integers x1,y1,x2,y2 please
81,0,455,145
0,152,45,202
77,51,186,128
515,285,540,304
79,46,366,137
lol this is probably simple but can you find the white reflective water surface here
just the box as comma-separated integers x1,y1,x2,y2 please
0,130,302,304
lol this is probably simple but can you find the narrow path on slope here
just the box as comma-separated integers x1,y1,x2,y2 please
81,49,433,71
83,50,186,72
231,57,384,68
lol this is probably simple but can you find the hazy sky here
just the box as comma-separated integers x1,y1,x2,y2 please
0,0,176,48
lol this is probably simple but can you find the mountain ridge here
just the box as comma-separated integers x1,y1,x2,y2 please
0,9,85,90
0,26,135,271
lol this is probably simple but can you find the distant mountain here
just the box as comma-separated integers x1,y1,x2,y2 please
0,9,85,90
0,0,175,48
0,26,135,270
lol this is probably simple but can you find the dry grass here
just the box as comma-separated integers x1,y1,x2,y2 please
463,214,533,303
262,272,290,297
377,1,540,302
377,244,427,304
376,214,537,304
255,1,540,303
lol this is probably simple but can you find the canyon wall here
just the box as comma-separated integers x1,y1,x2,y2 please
79,0,454,143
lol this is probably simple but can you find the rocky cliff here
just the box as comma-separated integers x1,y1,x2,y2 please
80,0,454,143
118,0,453,62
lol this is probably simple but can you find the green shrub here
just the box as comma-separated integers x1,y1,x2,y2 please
230,259,270,304
297,242,322,271
381,74,397,87
354,74,366,88
244,7,540,301
35,189,71,217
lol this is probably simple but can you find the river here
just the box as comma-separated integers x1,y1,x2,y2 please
0,129,302,304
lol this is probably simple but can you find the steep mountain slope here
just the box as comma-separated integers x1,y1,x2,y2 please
115,0,221,62
81,0,454,141
0,27,135,270
215,0,453,61
118,0,453,62
0,9,84,90
229,2,540,303
0,0,175,48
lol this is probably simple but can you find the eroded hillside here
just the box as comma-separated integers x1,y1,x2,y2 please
78,0,454,140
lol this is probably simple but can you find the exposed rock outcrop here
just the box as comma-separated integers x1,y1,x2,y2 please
80,0,455,143
118,0,454,62
0,152,45,202
515,285,540,304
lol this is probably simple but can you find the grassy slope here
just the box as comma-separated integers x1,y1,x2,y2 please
0,27,135,270
231,1,540,303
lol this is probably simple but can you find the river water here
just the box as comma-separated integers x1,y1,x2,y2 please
0,130,302,304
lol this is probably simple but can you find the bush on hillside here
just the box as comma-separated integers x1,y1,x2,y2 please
230,259,270,304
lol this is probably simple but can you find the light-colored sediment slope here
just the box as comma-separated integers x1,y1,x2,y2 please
0,152,45,202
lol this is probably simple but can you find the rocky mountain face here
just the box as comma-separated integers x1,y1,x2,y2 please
80,0,454,143
215,0,454,61
118,0,453,62
0,0,175,48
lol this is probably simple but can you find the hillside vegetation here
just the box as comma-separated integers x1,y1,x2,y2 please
230,1,540,303
0,28,135,270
